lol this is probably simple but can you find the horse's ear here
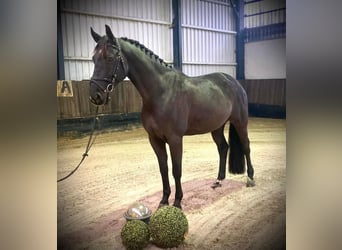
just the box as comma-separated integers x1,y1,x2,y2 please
90,27,101,43
105,24,115,42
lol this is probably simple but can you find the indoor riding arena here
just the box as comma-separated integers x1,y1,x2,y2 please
57,0,286,249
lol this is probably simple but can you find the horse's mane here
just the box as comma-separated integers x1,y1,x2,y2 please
120,37,173,69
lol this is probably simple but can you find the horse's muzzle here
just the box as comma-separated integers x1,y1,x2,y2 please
89,92,110,105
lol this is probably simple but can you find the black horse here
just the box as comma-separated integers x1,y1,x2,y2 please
89,25,255,209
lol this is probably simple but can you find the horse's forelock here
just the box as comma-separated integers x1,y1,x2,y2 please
93,41,109,57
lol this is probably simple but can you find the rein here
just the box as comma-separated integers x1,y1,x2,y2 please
57,106,99,183
59,40,127,182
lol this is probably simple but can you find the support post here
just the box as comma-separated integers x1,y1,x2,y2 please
235,0,245,80
57,0,65,80
172,0,182,71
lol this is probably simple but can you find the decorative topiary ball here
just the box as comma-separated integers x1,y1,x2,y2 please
149,206,189,248
121,220,150,250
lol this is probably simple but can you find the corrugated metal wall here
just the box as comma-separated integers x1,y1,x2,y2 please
181,0,236,77
60,0,172,80
244,0,286,28
60,0,237,80
243,0,286,79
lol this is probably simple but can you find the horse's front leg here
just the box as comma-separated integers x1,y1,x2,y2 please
169,136,183,209
149,135,171,206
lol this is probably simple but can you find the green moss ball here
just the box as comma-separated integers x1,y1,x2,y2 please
121,220,150,250
149,206,189,248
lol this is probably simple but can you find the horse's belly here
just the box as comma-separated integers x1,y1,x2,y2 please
185,109,230,135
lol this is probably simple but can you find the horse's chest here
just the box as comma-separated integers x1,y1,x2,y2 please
141,108,165,137
141,104,186,139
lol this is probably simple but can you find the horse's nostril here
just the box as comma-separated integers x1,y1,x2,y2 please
96,92,102,100
89,96,96,104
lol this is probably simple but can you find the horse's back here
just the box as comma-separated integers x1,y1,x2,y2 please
173,72,244,135
195,72,248,122
192,72,247,104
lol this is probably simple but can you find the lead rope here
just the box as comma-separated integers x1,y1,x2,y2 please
57,106,99,182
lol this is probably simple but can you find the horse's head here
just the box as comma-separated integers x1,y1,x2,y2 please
89,25,128,105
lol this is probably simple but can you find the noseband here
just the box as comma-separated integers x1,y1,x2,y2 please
90,38,128,93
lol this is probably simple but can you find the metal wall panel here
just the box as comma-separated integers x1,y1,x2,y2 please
60,0,236,80
181,0,236,77
243,0,286,79
60,0,172,80
183,64,236,78
244,0,286,28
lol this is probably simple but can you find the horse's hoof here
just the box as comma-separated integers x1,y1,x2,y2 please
211,180,222,189
158,202,169,208
246,177,256,187
173,203,182,210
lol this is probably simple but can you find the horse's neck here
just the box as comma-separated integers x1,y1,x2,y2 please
120,40,172,105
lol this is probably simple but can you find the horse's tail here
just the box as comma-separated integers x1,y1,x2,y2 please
228,123,246,174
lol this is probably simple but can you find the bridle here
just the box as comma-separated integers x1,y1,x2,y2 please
90,37,128,94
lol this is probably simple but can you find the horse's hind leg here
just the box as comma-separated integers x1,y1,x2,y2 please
242,135,255,187
234,122,255,187
211,125,229,188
